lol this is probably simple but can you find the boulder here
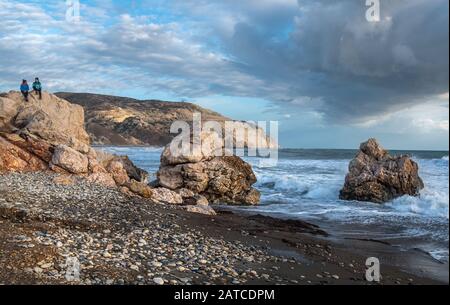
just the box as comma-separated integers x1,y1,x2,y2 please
127,180,153,198
106,160,130,186
87,172,117,188
0,91,153,200
51,145,89,174
152,188,183,205
2,91,89,149
157,131,260,206
160,131,223,166
339,138,424,203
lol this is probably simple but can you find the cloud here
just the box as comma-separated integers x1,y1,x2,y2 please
0,0,448,144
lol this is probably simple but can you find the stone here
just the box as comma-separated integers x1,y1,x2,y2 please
1,91,149,199
184,205,217,216
340,138,424,203
0,135,48,173
127,180,153,198
160,131,223,166
106,161,130,186
151,188,183,205
87,172,117,188
51,145,89,174
153,277,164,285
52,175,76,186
157,140,261,205
177,188,195,199
3,91,89,147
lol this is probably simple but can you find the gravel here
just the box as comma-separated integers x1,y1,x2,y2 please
0,172,287,285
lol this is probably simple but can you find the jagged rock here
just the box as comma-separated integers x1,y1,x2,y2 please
1,91,89,149
127,180,153,198
111,155,148,183
160,131,223,166
0,91,150,198
0,135,48,172
51,145,89,174
177,188,196,199
151,188,183,205
106,160,130,186
157,132,260,206
339,138,424,203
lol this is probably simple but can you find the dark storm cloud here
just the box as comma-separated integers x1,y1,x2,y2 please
0,0,448,125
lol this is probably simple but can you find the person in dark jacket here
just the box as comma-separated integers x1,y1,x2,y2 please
32,77,42,99
20,80,29,102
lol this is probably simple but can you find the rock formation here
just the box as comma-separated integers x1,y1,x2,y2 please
157,132,261,206
1,90,263,215
0,91,151,198
339,138,424,203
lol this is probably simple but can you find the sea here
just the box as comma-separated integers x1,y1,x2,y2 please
101,147,449,262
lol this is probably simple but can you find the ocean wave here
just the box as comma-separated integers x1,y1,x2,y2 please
388,189,449,219
442,156,449,161
255,172,342,200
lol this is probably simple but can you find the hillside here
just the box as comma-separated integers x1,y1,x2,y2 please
56,92,231,146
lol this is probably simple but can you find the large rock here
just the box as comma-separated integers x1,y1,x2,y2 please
1,91,89,150
1,91,150,198
51,145,89,174
0,135,48,173
339,138,424,203
157,132,260,206
151,188,183,205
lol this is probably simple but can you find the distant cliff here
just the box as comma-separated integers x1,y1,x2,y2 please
56,92,276,148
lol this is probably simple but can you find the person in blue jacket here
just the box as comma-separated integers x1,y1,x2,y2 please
32,77,42,99
20,79,29,102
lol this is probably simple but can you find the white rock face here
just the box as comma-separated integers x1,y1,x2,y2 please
52,145,89,174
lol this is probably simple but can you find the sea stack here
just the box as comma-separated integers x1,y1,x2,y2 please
157,131,261,206
339,138,424,203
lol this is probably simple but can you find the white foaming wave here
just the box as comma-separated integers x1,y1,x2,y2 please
389,188,449,219
255,171,342,200
442,156,449,161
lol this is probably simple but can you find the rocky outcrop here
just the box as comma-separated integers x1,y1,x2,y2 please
56,92,277,149
2,91,89,151
339,138,424,203
51,145,89,174
157,132,260,206
0,91,150,198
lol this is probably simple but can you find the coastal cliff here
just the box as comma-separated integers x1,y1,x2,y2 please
56,92,277,149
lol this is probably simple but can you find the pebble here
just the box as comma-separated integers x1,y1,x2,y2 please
153,277,165,285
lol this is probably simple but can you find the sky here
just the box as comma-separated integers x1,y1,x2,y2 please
0,0,448,150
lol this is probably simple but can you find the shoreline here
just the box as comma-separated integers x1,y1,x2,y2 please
0,172,447,285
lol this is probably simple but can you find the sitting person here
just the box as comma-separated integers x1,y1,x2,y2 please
20,79,29,102
32,77,42,99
